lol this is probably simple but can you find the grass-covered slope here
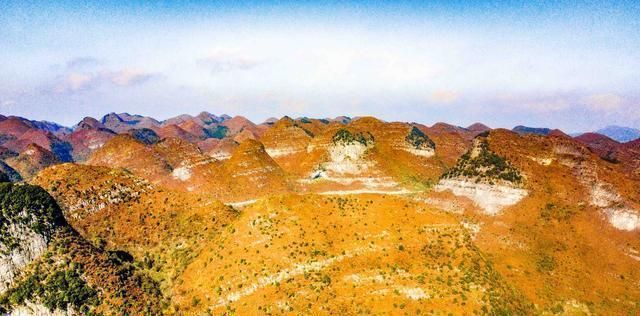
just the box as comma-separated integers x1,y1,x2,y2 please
174,194,532,314
32,163,239,300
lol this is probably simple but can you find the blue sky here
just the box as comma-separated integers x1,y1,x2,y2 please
1,1,639,132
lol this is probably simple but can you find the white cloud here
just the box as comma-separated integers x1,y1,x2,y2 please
429,90,459,104
491,93,572,113
584,93,624,111
51,69,157,93
198,50,263,73
62,73,95,92
109,70,156,86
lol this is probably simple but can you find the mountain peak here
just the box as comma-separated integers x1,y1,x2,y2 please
75,116,105,130
467,122,490,132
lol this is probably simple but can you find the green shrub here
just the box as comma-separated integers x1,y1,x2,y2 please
405,127,435,149
540,203,575,222
332,129,374,145
441,139,522,185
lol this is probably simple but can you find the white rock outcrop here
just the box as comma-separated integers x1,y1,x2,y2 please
171,166,192,181
561,156,640,231
324,141,372,174
435,179,528,215
266,147,303,158
590,183,640,231
9,301,75,316
1,224,49,294
401,146,435,158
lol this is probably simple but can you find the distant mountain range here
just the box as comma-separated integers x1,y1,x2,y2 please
511,124,640,143
595,125,640,143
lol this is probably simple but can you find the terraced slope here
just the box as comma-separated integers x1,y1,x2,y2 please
173,194,532,315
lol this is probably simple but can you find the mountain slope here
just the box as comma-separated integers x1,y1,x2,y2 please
31,163,238,297
4,144,59,179
174,194,533,314
0,183,163,315
454,129,640,314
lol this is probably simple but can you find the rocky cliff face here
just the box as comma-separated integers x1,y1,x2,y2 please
0,184,64,294
435,179,528,215
323,129,374,175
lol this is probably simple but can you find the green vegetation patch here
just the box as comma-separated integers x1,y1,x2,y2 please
332,129,374,146
0,183,65,254
0,262,99,314
536,253,557,273
405,126,435,149
205,125,229,139
540,203,577,222
441,139,523,185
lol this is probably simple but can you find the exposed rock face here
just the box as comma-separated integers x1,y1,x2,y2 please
590,183,640,231
322,129,374,175
435,179,528,215
554,143,640,231
0,184,64,294
171,166,192,181
0,225,48,294
9,301,75,315
326,140,371,174
200,138,238,160
34,164,154,221
65,128,116,161
437,136,527,214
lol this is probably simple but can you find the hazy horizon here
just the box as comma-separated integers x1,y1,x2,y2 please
3,109,639,136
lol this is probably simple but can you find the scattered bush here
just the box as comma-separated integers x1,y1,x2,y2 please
441,139,522,185
332,129,374,146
